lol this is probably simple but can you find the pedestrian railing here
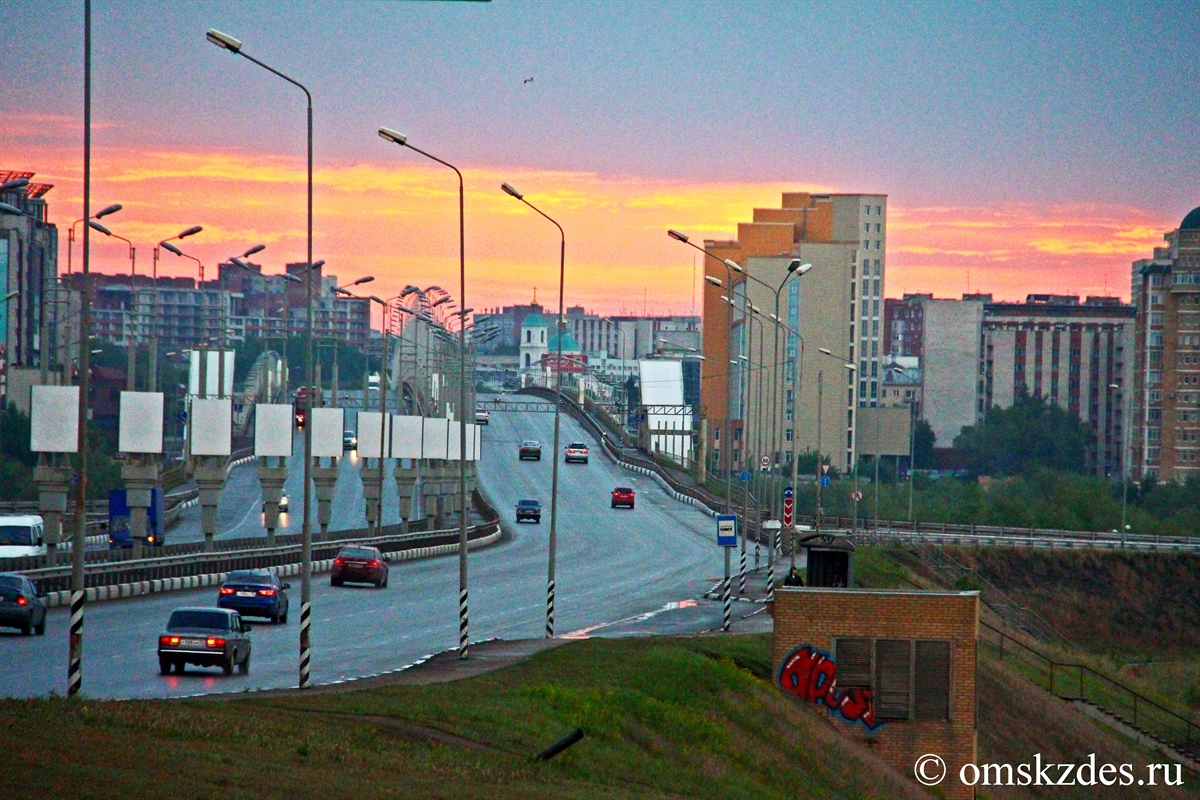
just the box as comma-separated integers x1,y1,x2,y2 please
980,620,1199,763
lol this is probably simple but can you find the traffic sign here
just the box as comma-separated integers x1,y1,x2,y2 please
717,514,738,547
783,485,794,499
178,411,188,422
783,498,794,527
760,455,770,468
821,476,831,487
739,470,752,482
851,489,864,502
822,463,830,475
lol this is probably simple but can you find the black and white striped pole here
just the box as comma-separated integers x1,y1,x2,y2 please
717,514,737,632
763,520,781,600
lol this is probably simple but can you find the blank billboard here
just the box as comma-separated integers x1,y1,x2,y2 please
119,392,164,454
391,415,424,459
30,385,80,453
358,411,391,459
422,417,449,460
188,349,235,398
255,404,294,457
310,408,344,458
191,398,232,456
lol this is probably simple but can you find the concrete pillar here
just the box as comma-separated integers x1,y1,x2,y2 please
121,459,160,558
424,461,442,530
34,462,72,566
194,458,227,552
258,459,288,546
395,463,415,533
312,461,339,538
698,418,708,484
361,458,382,533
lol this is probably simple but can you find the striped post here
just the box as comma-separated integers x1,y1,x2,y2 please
67,590,84,697
722,572,732,631
767,528,779,600
459,587,470,657
738,546,747,594
545,579,555,638
754,537,761,571
299,601,311,688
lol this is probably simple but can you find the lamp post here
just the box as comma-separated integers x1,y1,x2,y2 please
334,283,384,535
668,229,740,514
501,181,567,639
66,203,121,275
379,128,471,657
815,349,857,534
86,220,138,390
207,27,317,689
153,226,202,392
1109,382,1130,537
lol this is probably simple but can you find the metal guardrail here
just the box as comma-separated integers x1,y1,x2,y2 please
980,620,1199,763
843,516,1200,553
17,490,499,594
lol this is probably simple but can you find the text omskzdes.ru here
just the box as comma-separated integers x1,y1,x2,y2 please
957,754,1183,787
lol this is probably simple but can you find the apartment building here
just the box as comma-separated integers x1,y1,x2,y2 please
1131,206,1200,481
702,192,887,474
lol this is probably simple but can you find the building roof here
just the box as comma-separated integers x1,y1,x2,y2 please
522,313,548,328
546,332,582,352
1182,206,1200,231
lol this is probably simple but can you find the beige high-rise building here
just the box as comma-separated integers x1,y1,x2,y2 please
1132,205,1200,481
702,192,886,475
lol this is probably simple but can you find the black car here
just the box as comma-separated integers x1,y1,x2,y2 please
0,573,47,636
158,607,252,676
519,440,542,460
516,499,542,523
218,569,290,623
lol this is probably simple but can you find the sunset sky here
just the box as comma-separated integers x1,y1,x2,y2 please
4,0,1198,320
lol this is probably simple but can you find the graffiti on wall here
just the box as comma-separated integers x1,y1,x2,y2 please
778,645,882,731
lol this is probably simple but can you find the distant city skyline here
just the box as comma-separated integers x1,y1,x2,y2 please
4,0,1197,317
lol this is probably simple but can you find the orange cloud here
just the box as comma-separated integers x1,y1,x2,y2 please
4,124,1176,316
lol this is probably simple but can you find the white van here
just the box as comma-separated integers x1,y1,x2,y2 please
0,515,46,559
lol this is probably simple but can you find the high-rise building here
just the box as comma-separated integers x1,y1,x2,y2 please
702,192,887,473
1131,205,1200,481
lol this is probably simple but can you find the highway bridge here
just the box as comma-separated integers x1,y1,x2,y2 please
0,400,742,699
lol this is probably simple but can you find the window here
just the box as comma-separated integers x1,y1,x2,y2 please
875,223,881,234
914,641,952,720
875,205,882,215
864,223,870,233
875,639,912,719
832,637,952,722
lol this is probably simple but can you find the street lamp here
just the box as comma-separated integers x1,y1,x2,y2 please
503,180,567,640
380,127,472,658
669,229,743,516
87,220,140,390
816,348,857,534
66,202,121,276
152,226,203,391
1109,382,1130,537
208,26,317,690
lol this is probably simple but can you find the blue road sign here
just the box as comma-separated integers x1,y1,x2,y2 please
739,470,752,482
178,411,188,422
717,514,738,547
821,476,831,487
783,485,794,499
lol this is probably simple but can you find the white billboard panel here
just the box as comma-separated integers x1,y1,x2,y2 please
190,397,232,456
447,420,463,461
310,407,344,458
188,349,236,397
358,411,391,459
391,415,424,459
119,392,164,454
422,417,448,460
254,404,294,457
30,385,79,453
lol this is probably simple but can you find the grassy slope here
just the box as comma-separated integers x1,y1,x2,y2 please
1,635,929,800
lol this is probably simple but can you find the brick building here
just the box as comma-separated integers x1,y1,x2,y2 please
773,587,979,800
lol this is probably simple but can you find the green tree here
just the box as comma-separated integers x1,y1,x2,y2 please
953,391,1088,476
913,419,935,468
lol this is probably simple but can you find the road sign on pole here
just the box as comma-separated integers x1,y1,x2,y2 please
783,485,794,499
822,463,830,475
851,489,864,502
717,514,738,547
738,470,752,482
821,475,831,487
760,455,770,468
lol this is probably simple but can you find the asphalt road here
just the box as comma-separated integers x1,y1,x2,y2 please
0,403,745,699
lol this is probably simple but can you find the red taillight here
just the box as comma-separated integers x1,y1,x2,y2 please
257,588,276,596
160,635,180,646
334,557,344,566
219,587,235,595
368,560,379,567
16,596,27,606
206,637,225,648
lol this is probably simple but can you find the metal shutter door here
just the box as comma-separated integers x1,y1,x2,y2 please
914,640,951,720
874,639,912,720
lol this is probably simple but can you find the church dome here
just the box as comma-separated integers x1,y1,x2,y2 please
1181,206,1200,231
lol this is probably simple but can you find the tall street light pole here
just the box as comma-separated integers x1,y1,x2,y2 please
817,348,857,533
207,27,316,689
1109,382,1130,536
379,128,471,657
503,181,565,639
86,221,137,389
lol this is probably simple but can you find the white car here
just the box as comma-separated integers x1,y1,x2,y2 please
278,490,289,513
565,442,589,464
475,409,490,425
